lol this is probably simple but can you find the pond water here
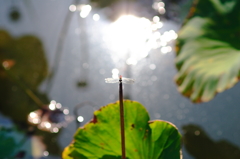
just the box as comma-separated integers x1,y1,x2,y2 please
0,0,240,159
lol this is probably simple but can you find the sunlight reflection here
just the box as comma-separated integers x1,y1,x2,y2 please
49,103,56,110
158,7,166,14
112,68,119,78
69,5,76,12
79,5,92,18
93,14,100,21
161,30,178,43
43,151,49,157
63,109,69,115
52,127,59,133
77,116,84,122
28,101,73,133
152,1,166,14
126,58,137,65
106,14,177,65
149,64,156,70
161,46,172,54
153,16,160,23
107,15,154,65
69,3,92,18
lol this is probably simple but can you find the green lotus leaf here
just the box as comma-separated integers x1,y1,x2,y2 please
175,0,240,102
63,100,181,159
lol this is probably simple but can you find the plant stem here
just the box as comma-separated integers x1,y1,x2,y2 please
45,0,78,92
119,79,126,159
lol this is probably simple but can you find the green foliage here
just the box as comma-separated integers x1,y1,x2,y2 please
0,30,61,155
175,0,240,102
0,29,48,122
0,128,17,158
63,100,181,159
0,30,48,89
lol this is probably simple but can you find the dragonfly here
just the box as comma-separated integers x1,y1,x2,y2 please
105,75,134,159
105,75,134,84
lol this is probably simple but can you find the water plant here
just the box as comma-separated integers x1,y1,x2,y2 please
175,0,240,103
63,76,182,159
62,100,181,159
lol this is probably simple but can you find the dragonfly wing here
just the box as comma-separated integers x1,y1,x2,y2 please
105,78,119,83
122,77,134,84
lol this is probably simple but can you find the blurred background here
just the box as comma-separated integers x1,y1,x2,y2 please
0,0,240,158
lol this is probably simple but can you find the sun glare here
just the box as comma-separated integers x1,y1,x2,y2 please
106,14,177,66
106,15,155,65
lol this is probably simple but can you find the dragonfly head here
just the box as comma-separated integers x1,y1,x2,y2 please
119,75,122,82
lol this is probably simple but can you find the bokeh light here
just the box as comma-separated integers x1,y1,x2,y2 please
69,4,76,12
79,5,92,18
112,68,119,79
28,101,73,133
77,116,84,122
93,14,100,21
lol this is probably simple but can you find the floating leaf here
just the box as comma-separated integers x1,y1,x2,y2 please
0,30,48,121
63,100,181,159
0,30,61,155
175,0,240,102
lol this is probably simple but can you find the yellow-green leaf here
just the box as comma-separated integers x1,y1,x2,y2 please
63,100,181,159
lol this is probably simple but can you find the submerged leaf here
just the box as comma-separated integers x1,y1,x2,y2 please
63,100,181,159
175,0,240,102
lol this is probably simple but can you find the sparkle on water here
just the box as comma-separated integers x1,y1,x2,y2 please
152,1,166,14
69,4,92,18
28,101,73,133
77,116,84,122
112,68,119,79
105,15,177,66
80,5,92,18
93,14,100,21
